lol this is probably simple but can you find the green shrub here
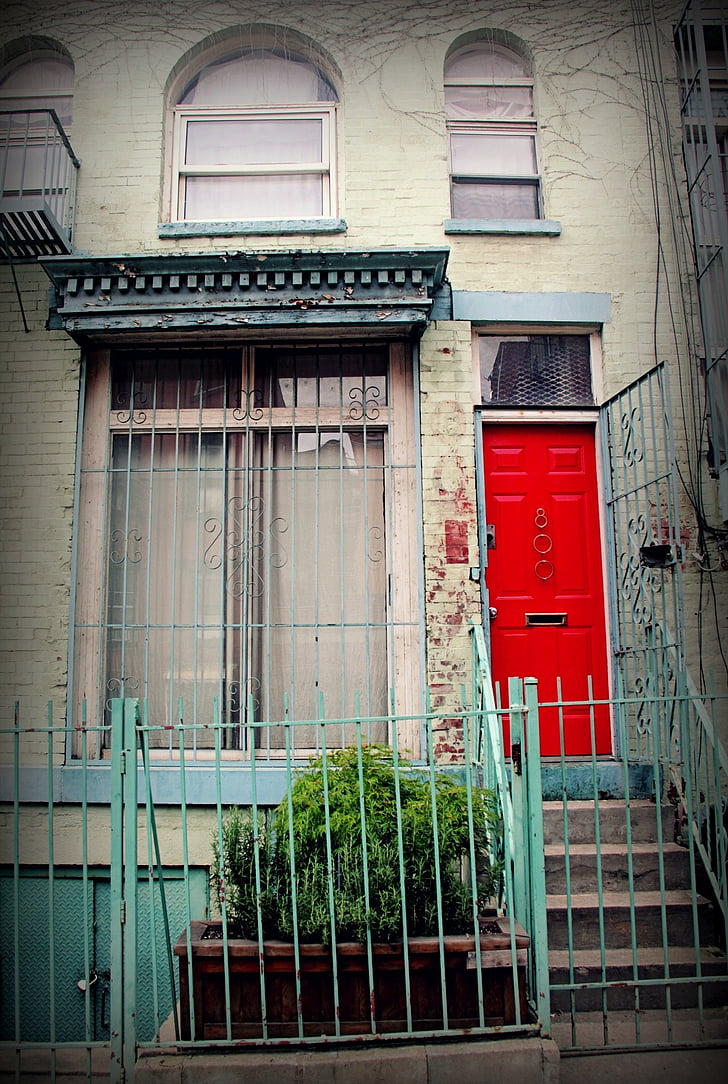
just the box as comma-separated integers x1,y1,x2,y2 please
211,745,501,943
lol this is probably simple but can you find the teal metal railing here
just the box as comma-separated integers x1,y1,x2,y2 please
470,622,551,1032
471,630,728,1054
0,689,539,1082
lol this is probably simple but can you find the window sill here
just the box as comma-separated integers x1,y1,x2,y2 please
159,218,347,238
444,218,562,236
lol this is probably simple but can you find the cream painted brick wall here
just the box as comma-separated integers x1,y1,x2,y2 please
0,266,80,728
419,322,481,726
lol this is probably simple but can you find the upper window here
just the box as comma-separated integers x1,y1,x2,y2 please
0,51,74,127
445,40,541,220
171,47,338,222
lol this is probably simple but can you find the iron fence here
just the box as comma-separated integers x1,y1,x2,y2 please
0,686,536,1082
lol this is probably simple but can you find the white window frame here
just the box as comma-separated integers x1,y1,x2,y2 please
445,53,542,219
171,103,337,222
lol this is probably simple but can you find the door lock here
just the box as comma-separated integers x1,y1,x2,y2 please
489,606,498,620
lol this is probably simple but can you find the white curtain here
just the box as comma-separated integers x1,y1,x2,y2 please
106,429,388,747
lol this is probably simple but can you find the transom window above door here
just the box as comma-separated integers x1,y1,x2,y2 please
170,46,338,223
479,334,594,406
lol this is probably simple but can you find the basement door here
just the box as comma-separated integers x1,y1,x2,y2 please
482,423,611,755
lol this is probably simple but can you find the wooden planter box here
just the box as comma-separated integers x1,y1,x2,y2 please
174,918,530,1039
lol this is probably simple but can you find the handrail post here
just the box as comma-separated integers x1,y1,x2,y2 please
523,676,551,1034
109,697,139,1083
508,678,529,935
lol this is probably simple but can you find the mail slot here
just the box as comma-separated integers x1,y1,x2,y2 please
525,612,568,626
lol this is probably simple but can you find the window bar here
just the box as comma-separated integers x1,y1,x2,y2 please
337,348,348,737
354,701,377,1033
284,355,298,753
115,370,139,731
259,347,275,752
141,353,158,751
219,351,232,752
312,347,323,747
190,348,205,750
361,353,375,729
165,356,184,739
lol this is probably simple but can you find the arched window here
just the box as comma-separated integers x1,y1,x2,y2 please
444,39,541,221
171,45,339,223
0,51,74,127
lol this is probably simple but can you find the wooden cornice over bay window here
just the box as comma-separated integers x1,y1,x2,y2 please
41,248,450,338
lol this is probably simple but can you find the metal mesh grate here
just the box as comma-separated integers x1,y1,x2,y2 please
481,334,593,407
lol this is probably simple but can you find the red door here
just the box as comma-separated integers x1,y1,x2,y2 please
483,424,611,755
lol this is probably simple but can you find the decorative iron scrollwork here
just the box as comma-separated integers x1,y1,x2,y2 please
348,385,382,421
109,527,143,564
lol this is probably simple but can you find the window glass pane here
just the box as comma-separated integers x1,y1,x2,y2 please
480,335,594,406
451,179,539,218
255,344,388,411
451,132,536,174
98,342,398,751
252,430,387,729
179,49,337,105
445,43,530,80
0,57,74,93
111,347,237,411
445,85,533,119
0,96,73,128
0,58,74,126
185,117,323,166
183,173,323,219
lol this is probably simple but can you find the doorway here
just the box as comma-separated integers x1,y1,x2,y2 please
482,423,612,755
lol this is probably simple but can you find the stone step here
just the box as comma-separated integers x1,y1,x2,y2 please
543,800,675,846
544,841,690,893
549,945,728,1011
546,889,716,949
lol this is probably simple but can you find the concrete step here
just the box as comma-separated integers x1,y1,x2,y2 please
549,946,728,1011
546,889,717,949
544,841,690,893
543,800,675,846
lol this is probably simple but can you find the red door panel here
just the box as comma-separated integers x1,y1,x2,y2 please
483,424,611,755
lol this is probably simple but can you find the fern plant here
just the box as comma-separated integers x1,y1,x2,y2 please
211,745,501,943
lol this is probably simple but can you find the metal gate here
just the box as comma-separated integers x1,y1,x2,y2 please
600,361,686,763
